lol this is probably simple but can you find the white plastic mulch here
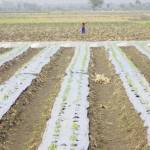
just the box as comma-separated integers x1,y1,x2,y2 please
106,43,150,144
116,41,150,60
0,43,30,67
133,41,150,60
0,44,59,119
38,43,90,150
0,41,150,149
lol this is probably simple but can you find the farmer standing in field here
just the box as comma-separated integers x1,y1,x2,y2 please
81,22,86,34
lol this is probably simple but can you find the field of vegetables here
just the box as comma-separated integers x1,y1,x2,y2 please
0,11,150,150
0,41,149,150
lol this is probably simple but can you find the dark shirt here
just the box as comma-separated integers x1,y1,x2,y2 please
81,26,86,33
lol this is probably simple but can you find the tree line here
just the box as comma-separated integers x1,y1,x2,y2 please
90,0,150,10
0,0,150,11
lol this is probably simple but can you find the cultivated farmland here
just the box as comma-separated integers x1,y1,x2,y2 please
0,41,149,150
0,12,150,150
0,12,150,41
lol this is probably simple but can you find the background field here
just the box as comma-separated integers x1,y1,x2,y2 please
0,11,150,150
0,11,150,41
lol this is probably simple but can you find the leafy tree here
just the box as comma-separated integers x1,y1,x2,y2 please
106,3,110,9
135,0,141,5
119,4,126,10
90,0,104,9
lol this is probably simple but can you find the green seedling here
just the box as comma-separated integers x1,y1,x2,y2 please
70,134,78,143
72,122,79,130
48,144,57,150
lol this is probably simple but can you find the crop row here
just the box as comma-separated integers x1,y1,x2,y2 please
106,43,150,144
39,43,90,150
0,41,149,149
0,44,59,119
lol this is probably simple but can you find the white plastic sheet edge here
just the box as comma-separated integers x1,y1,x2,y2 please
38,43,90,150
0,44,30,67
0,44,59,119
106,43,150,144
133,42,150,60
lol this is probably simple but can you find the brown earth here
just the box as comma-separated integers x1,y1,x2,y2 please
0,22,150,42
0,48,74,150
0,48,12,55
0,48,42,84
89,48,149,150
121,46,150,83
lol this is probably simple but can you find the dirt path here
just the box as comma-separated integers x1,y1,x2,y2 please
89,48,148,150
0,48,12,55
0,48,74,150
0,48,42,83
121,46,150,82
